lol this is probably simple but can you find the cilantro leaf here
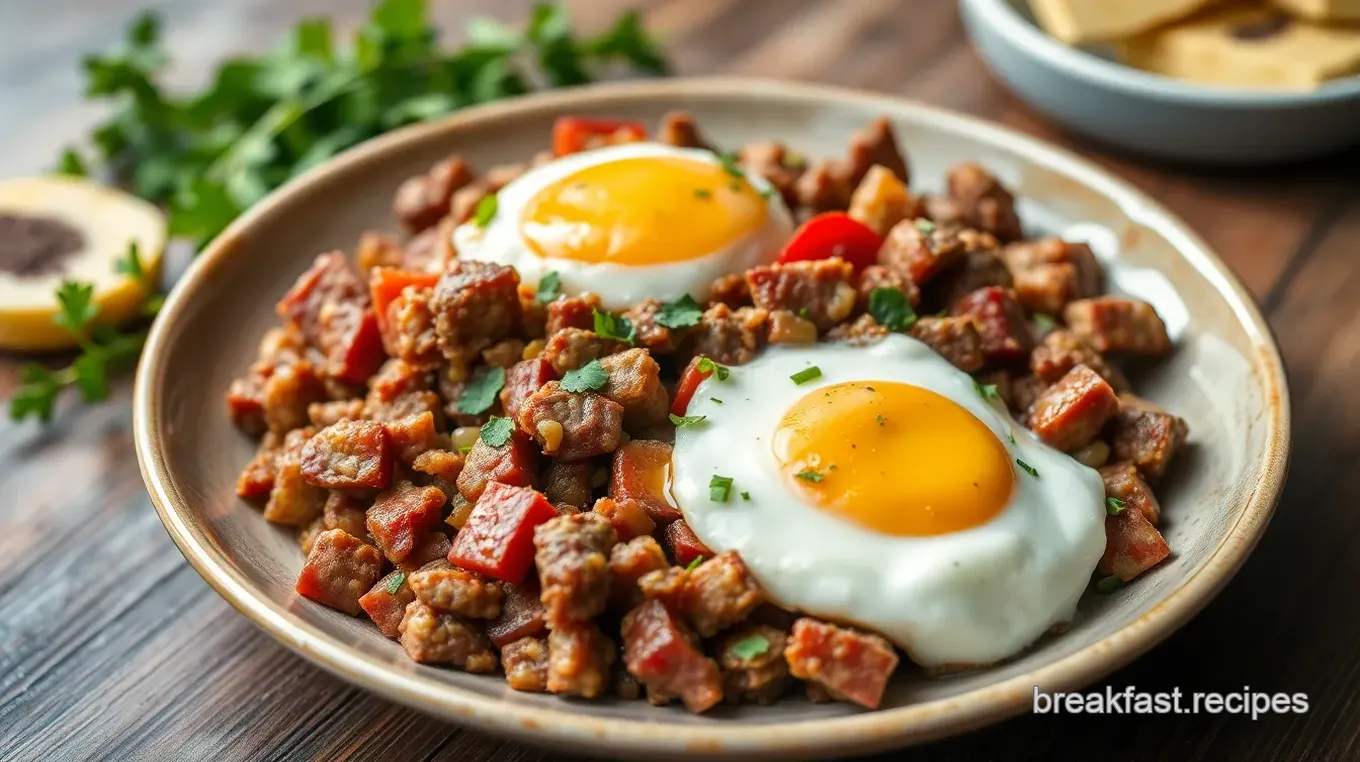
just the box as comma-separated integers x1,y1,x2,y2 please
729,634,770,660
72,351,110,403
52,281,99,338
668,413,706,428
386,572,406,595
592,308,635,344
58,148,88,176
795,469,823,483
456,365,507,415
914,219,936,235
536,271,562,304
115,241,145,280
697,356,729,380
1106,497,1127,515
472,194,498,227
867,287,917,331
479,416,515,447
561,359,608,392
656,294,703,329
10,365,61,423
973,379,1000,401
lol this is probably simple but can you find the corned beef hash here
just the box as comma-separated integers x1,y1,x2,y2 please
228,112,1186,712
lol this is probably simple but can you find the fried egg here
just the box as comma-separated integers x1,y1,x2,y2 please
670,334,1107,668
452,143,794,309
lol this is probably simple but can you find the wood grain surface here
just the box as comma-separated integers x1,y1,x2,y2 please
1,1,1357,760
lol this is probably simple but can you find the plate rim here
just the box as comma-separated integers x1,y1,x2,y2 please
133,76,1291,759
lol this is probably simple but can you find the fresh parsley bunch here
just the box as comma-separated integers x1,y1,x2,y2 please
12,0,667,423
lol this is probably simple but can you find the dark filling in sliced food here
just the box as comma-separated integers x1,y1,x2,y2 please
1231,14,1291,42
0,213,86,277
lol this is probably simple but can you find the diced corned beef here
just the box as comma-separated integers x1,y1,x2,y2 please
663,520,713,569
1098,506,1171,582
447,482,558,585
795,158,852,213
847,164,923,237
543,460,594,509
402,221,453,274
593,496,656,542
547,623,615,699
597,348,666,421
323,491,372,544
397,531,453,573
501,635,551,692
397,601,497,671
877,219,998,286
431,260,522,362
263,362,328,436
300,420,392,489
950,286,1034,363
826,314,890,345
1064,297,1171,356
855,264,919,314
683,304,769,366
480,338,525,369
745,260,857,331
412,448,464,499
718,623,792,704
534,512,617,626
486,578,548,647
1107,399,1188,481
517,381,625,461
541,328,628,375
299,518,324,555
366,481,447,564
382,411,441,465
678,551,764,637
1030,329,1127,390
393,154,474,233
1100,461,1161,525
380,284,442,369
455,432,539,503
846,117,909,187
367,357,431,401
1002,237,1102,314
622,599,723,713
909,316,985,372
637,567,688,611
276,252,385,385
450,181,491,226
784,618,899,710
498,358,557,425
622,299,679,354
608,535,669,610
356,230,405,272
1027,365,1119,452
610,440,682,524
307,398,365,428
360,570,417,638
407,559,504,619
932,251,1014,308
236,432,281,500
707,273,751,308
739,141,805,210
657,110,712,151
945,162,1022,242
264,427,326,527
227,373,269,436
1009,374,1048,419
295,529,384,615
545,293,601,335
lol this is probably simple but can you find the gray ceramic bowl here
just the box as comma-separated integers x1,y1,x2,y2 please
961,0,1360,164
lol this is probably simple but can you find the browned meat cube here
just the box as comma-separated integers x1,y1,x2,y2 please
593,496,656,542
411,448,463,500
637,567,688,612
933,251,1014,307
322,491,372,544
1064,297,1171,355
541,327,628,375
396,531,452,574
356,230,405,272
1027,365,1119,452
307,398,365,428
301,420,392,490
295,529,384,615
542,460,593,509
367,481,447,564
517,382,624,461
950,286,1034,363
298,518,324,559
1009,374,1048,419
397,601,497,671
847,164,923,237
745,260,857,332
622,299,679,355
784,618,899,709
1030,329,1128,389
264,427,326,526
501,636,550,693
878,219,999,286
480,338,525,369
407,559,503,619
1098,505,1171,582
684,303,769,366
227,373,268,437
663,520,713,568
455,431,539,503
275,252,384,386
359,570,417,638
236,432,281,500
739,141,805,210
1108,399,1188,481
534,512,617,626
855,264,919,313
393,154,474,233
599,348,670,428
382,411,440,465
717,623,792,704
679,551,764,637
656,110,712,150
795,158,852,213
545,293,600,335
909,316,985,372
707,273,751,308
826,314,890,345
497,357,556,424
608,535,669,610
610,440,682,524
431,261,522,362
380,285,442,370
402,219,456,273
1100,461,1161,525
450,181,491,225
846,116,909,187
546,623,615,698
368,357,430,400
622,599,723,713
945,162,1022,242
1002,237,1102,314
262,362,328,435
486,578,547,647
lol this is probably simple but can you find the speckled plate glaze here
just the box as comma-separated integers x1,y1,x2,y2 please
133,78,1290,760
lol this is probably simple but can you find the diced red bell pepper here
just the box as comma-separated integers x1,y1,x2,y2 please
370,268,440,334
610,439,682,524
670,356,714,416
777,212,883,272
447,481,559,584
663,519,712,567
1098,505,1171,582
552,116,648,157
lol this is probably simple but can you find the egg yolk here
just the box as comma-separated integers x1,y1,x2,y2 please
519,156,769,265
772,381,1014,536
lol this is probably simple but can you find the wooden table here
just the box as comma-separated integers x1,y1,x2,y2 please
2,1,1357,760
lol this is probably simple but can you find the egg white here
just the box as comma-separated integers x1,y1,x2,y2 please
451,143,794,310
670,334,1108,668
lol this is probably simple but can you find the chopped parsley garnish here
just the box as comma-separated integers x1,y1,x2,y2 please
385,573,406,595
729,634,771,660
686,555,704,572
455,365,506,415
790,366,822,385
1016,459,1039,478
1034,313,1056,332
709,475,733,502
693,188,712,199
561,359,608,392
472,194,498,227
1096,574,1124,595
479,416,515,447
656,294,703,329
1007,430,1017,444
914,219,936,235
535,271,562,304
797,307,810,319
593,308,636,344
867,287,917,331
710,397,723,404
875,414,887,425
669,413,707,428
795,469,824,483
740,491,751,501
1106,497,1127,515
697,356,730,380
974,379,1001,401
717,150,745,179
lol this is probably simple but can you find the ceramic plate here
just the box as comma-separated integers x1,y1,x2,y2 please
134,78,1289,760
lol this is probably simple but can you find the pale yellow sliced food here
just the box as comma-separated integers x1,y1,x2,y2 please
0,176,166,352
1270,0,1360,22
1029,0,1216,44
